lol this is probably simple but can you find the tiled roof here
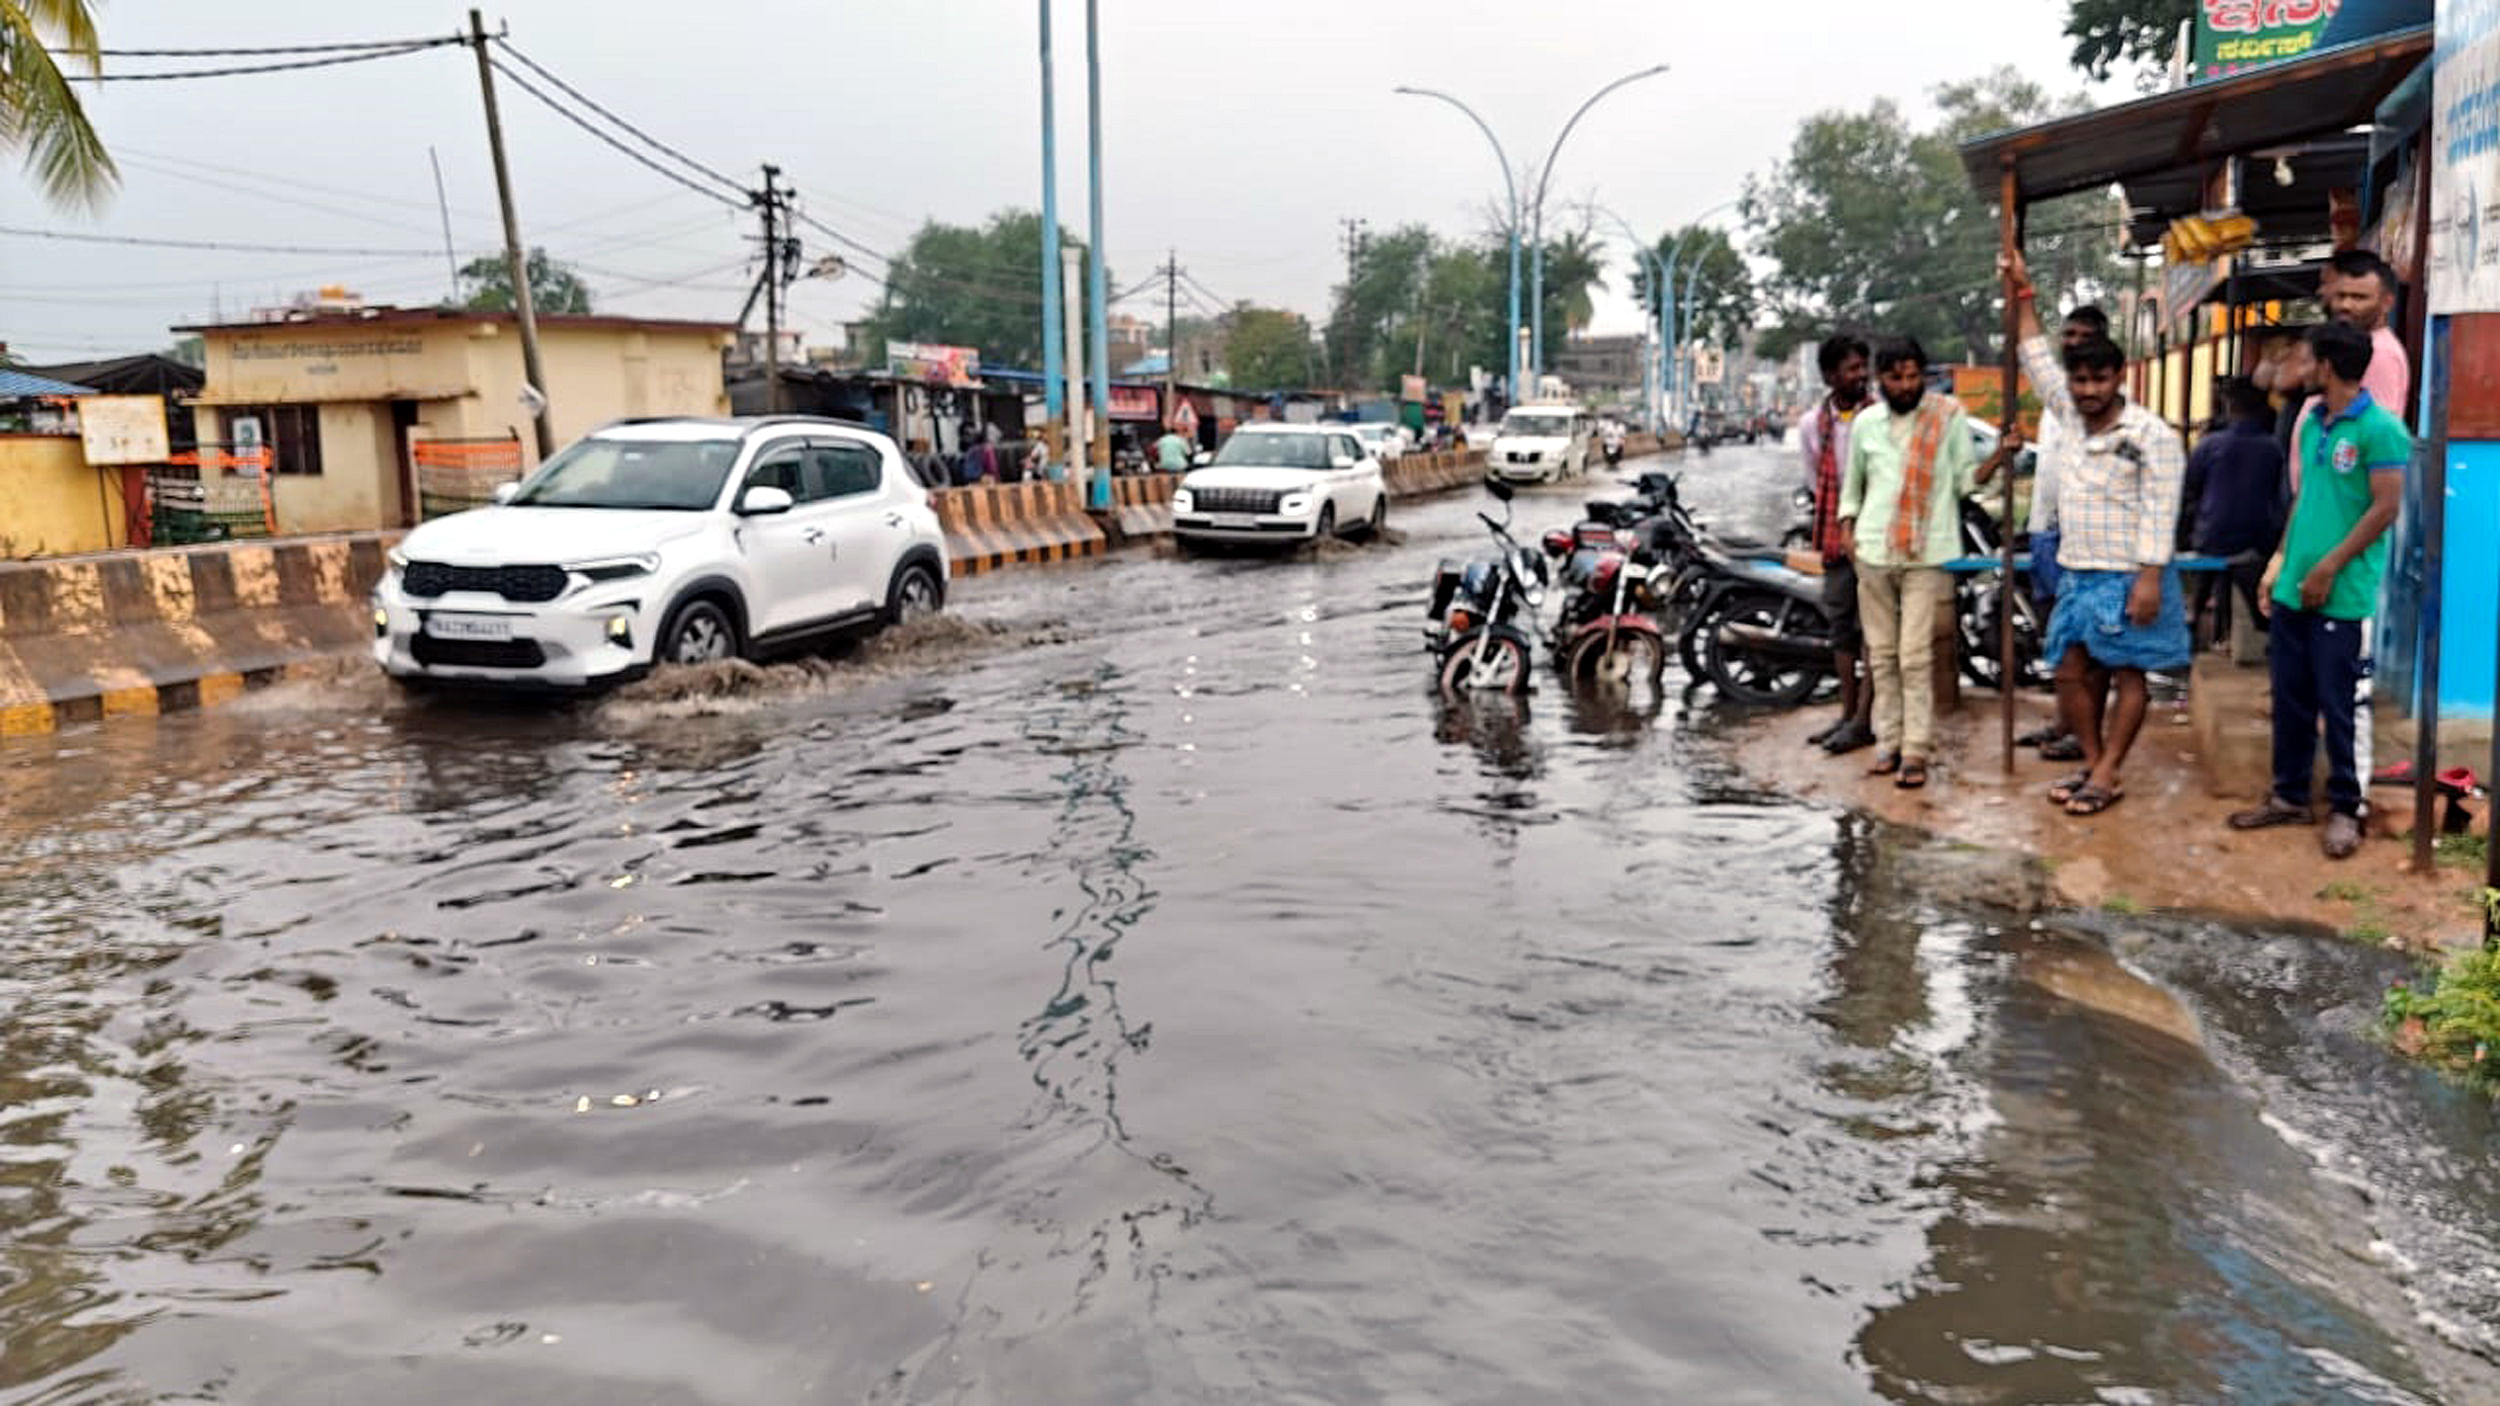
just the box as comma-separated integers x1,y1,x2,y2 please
0,367,98,398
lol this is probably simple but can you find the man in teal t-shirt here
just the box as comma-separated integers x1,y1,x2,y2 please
2229,322,2408,859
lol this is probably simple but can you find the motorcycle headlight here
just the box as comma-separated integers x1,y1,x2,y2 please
1523,583,1547,607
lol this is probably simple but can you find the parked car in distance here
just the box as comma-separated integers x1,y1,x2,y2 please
1348,422,1406,462
1489,404,1591,484
1172,423,1389,547
373,416,949,689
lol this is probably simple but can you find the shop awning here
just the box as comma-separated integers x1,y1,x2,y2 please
1959,27,2432,209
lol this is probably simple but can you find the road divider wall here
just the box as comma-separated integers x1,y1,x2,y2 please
1106,474,1179,541
930,479,1108,576
1385,449,1488,498
0,533,396,736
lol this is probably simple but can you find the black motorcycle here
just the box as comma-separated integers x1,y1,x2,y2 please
1425,479,1551,696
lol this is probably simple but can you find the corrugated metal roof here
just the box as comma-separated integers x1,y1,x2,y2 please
1959,28,2430,207
0,367,98,398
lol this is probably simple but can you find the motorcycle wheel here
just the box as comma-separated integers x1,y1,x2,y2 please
1438,633,1531,697
1676,595,1720,681
1957,580,2054,692
1699,589,1826,707
1566,630,1666,690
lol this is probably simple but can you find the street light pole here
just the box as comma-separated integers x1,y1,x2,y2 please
1658,199,1738,430
1038,0,1064,455
1526,64,1669,380
1584,205,1663,434
1679,254,1709,426
1083,0,1112,509
1393,86,1521,409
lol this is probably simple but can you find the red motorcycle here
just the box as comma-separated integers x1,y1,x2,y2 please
1541,512,1668,690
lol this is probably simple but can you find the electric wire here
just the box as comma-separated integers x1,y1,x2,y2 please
69,39,463,82
486,57,744,210
490,40,751,203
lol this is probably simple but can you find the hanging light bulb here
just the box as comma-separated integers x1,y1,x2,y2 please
2274,156,2295,188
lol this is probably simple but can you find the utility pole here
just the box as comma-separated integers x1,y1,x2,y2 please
1339,217,1369,285
1164,249,1179,407
467,8,553,461
1038,0,1065,465
752,164,793,414
1082,0,1111,508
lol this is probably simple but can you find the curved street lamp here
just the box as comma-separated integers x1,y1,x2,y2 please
1583,204,1666,433
1527,64,1670,379
1393,85,1522,407
1661,197,1740,428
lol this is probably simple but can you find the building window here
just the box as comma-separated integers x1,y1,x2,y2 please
228,404,324,476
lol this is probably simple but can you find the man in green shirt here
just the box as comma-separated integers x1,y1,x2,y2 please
1836,335,2000,789
2228,322,2408,859
1154,426,1196,473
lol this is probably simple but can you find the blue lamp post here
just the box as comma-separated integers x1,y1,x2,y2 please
1394,86,1521,408
1525,65,1669,379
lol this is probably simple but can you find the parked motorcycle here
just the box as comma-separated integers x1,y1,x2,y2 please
1539,509,1668,691
1425,478,1552,696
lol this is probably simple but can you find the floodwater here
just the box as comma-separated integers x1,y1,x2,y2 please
2,447,2495,1404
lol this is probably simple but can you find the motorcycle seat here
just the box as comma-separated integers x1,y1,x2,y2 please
1707,532,1783,556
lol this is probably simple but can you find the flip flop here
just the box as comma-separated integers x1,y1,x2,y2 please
2047,769,2092,805
2065,783,2123,817
1867,752,1902,777
1896,760,1929,790
2040,736,2086,763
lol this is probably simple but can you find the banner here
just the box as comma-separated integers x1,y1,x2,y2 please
1399,374,1428,403
2193,0,2429,80
1950,367,2042,439
1108,384,1161,421
2430,0,2500,312
887,340,981,387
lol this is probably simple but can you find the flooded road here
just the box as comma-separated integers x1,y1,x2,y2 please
3,447,2496,1404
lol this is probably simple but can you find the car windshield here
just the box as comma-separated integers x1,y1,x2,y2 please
511,437,742,511
1213,431,1331,469
1501,413,1570,437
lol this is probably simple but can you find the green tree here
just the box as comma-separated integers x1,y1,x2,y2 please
2065,0,2193,82
1631,225,1754,353
459,247,594,315
3,0,116,209
1224,305,1314,390
857,210,1095,372
1746,68,2123,364
1323,224,1433,390
1538,225,1608,338
162,335,204,367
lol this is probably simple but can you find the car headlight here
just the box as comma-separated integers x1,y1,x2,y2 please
1171,488,1193,512
569,553,660,583
1280,493,1313,515
386,547,408,572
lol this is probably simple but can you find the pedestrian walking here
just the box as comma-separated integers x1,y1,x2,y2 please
2229,322,2409,859
1836,336,1998,790
2180,376,2288,647
1801,333,1876,756
2007,251,2189,818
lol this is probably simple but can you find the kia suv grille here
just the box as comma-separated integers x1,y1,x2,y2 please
402,561,568,603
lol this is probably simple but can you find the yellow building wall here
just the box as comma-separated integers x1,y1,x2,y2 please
0,435,126,558
195,403,397,535
454,324,731,468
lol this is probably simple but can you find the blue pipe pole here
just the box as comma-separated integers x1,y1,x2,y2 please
1083,0,1112,510
1038,0,1062,430
1526,63,1670,379
1680,256,1707,422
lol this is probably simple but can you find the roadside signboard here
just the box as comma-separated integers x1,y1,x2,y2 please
1399,374,1428,403
1108,384,1161,421
887,340,981,387
77,394,170,466
2431,0,2500,311
2192,0,2430,81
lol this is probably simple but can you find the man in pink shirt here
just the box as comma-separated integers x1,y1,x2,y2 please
2293,251,2410,489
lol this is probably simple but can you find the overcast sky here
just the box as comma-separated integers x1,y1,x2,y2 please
1,0,2113,365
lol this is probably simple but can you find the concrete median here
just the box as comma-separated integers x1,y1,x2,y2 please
1105,473,1180,542
1384,449,1489,498
0,533,397,736
930,479,1109,577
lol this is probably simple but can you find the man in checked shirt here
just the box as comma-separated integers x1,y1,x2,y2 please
2005,250,2191,817
1800,333,1875,754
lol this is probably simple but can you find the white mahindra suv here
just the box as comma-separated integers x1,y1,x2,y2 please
1172,423,1388,547
373,416,949,688
1490,405,1589,484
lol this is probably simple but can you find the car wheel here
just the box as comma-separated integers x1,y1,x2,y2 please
1315,503,1337,540
659,597,740,668
886,561,944,628
1359,493,1387,539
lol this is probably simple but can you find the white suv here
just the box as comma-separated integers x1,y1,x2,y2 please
374,417,949,688
1172,423,1388,546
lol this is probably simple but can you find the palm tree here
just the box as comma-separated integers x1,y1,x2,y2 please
1543,228,1607,336
2,0,116,209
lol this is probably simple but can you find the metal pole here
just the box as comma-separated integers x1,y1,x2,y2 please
760,165,783,415
1039,0,1064,450
1525,63,1671,378
1062,245,1085,483
428,146,460,301
1391,88,1520,407
1660,242,1679,427
1998,162,2023,775
1083,0,1112,508
1681,256,1706,420
2413,316,2448,874
468,8,554,461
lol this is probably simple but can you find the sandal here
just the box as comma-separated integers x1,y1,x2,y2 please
1895,760,1929,790
2039,736,2086,763
2227,795,2312,830
2065,783,2124,816
1867,751,1901,777
2047,769,2092,805
2016,724,2061,748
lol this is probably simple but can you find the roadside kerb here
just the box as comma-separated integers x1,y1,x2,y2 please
0,533,398,736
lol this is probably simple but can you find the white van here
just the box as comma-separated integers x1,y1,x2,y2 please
1489,404,1590,484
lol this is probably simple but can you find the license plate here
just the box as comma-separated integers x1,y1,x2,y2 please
426,613,516,641
1210,513,1257,528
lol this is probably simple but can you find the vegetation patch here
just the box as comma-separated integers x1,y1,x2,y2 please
2382,944,2500,1096
2434,832,2487,870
